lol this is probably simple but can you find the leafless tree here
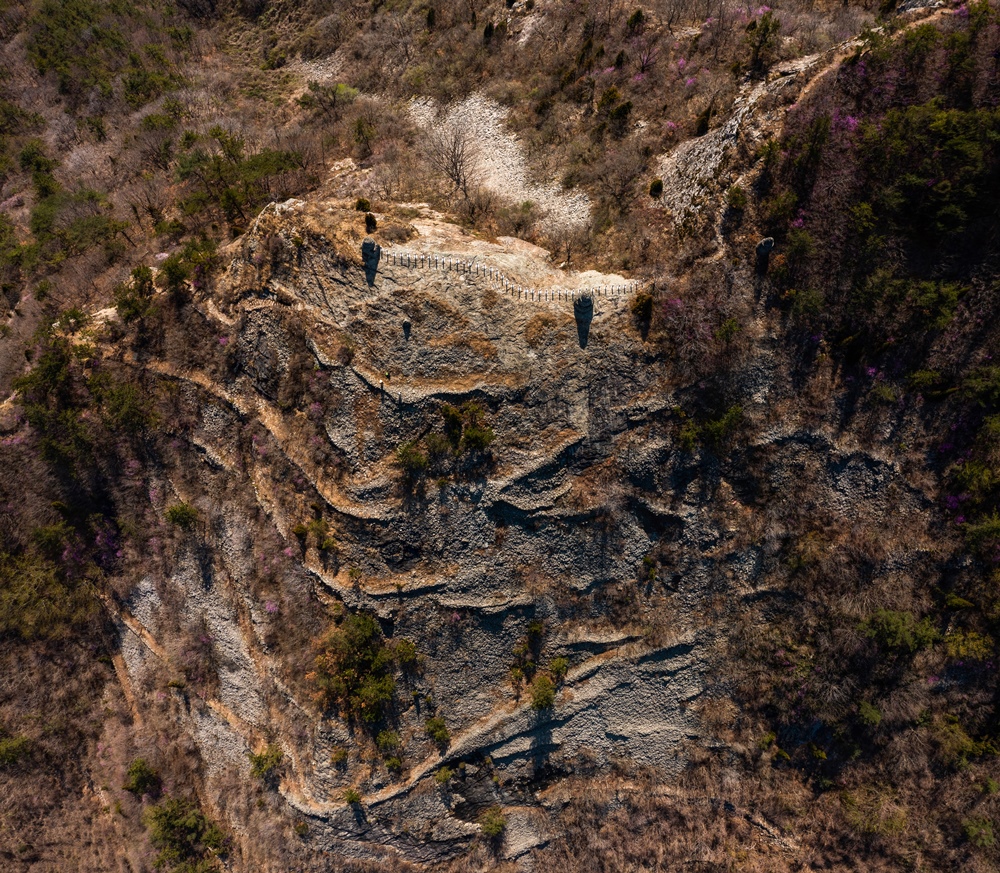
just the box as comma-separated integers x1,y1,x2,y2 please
634,35,661,74
123,175,171,230
424,124,479,200
593,144,647,214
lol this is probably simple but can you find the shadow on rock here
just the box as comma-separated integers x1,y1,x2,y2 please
573,295,594,349
361,237,381,287
528,708,556,778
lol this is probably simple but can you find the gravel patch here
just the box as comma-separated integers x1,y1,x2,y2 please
654,81,767,223
410,93,591,231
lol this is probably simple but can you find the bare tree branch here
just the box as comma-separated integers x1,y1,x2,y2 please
424,124,479,200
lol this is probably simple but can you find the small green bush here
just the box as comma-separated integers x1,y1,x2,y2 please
425,716,450,746
700,405,743,451
343,787,362,804
0,735,31,768
945,630,994,661
248,744,283,780
530,675,555,710
355,197,371,212
143,798,227,871
726,185,747,210
648,178,663,198
859,701,882,727
462,424,494,453
426,432,452,463
114,266,156,324
862,610,939,653
434,765,454,785
964,816,995,848
714,318,741,343
165,503,199,528
376,730,401,754
307,613,412,724
396,442,428,480
678,421,699,452
932,713,994,768
123,757,161,797
549,657,569,683
392,638,419,670
479,806,506,838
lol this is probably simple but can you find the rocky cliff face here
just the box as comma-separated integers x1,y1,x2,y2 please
98,194,933,869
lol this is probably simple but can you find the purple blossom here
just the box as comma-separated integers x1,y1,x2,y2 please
677,58,687,71
956,516,966,524
282,546,294,558
94,525,120,568
685,77,697,87
756,5,771,14
218,335,229,346
264,600,279,614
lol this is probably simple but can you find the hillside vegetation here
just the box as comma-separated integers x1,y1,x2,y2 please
2,0,999,871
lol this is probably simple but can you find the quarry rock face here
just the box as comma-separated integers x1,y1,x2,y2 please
111,200,926,866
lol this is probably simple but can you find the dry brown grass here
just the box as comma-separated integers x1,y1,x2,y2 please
523,312,559,348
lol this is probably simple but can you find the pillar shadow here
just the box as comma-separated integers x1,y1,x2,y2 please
574,295,594,348
755,237,774,275
361,237,381,287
